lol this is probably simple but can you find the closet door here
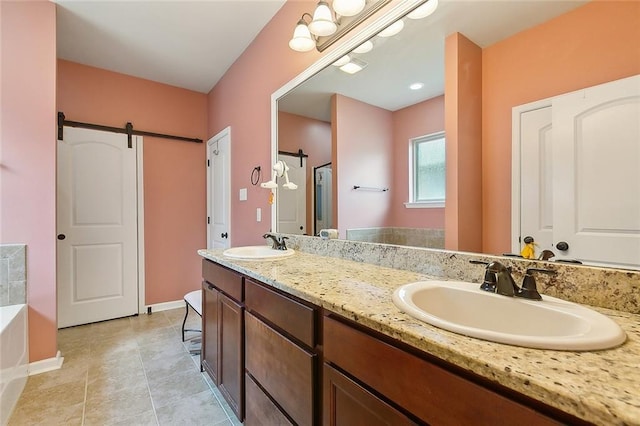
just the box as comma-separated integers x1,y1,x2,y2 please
552,75,640,269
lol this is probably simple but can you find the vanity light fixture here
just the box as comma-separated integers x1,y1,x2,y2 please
261,160,298,190
288,0,390,53
377,19,404,37
332,0,366,17
308,1,337,36
339,58,368,74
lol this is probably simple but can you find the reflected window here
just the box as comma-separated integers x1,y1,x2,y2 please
408,132,445,208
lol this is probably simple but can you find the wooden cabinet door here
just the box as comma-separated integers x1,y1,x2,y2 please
323,364,417,426
219,292,244,421
201,282,219,384
245,373,294,426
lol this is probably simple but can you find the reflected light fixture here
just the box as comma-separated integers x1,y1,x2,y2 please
332,54,351,67
260,160,298,190
332,0,366,17
339,58,367,74
377,19,404,37
352,40,373,54
409,82,424,90
408,0,439,19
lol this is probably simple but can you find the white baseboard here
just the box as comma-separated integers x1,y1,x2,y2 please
29,350,64,376
146,299,183,313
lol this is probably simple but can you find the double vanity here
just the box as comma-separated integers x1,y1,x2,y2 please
198,236,640,425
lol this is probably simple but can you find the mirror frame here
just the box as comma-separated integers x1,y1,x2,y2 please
270,0,426,232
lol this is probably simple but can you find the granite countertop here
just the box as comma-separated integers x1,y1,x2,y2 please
198,248,640,425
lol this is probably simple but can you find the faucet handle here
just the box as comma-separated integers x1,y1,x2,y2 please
517,268,557,300
469,260,497,292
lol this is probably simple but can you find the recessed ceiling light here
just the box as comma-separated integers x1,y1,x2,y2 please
377,20,404,38
352,40,373,54
339,58,367,74
409,82,424,90
332,55,351,67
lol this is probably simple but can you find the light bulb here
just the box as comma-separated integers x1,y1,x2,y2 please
289,19,316,52
378,20,404,37
308,1,337,36
408,0,439,19
332,0,365,17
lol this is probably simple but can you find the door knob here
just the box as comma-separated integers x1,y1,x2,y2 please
555,241,569,251
221,232,228,239
57,234,66,240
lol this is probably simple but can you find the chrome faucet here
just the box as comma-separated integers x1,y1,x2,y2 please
262,233,289,250
470,260,556,300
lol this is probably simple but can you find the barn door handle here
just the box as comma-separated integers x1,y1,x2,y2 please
221,232,228,239
57,234,66,240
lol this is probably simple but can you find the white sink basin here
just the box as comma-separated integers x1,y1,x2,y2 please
223,246,295,260
392,280,626,351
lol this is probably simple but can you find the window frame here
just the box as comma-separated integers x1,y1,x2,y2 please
405,131,446,209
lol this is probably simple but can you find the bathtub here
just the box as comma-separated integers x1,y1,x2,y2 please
0,304,28,425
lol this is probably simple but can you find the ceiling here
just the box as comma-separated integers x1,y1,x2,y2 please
55,0,587,107
278,0,587,122
55,0,287,94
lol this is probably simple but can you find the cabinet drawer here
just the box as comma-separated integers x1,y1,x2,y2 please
245,278,316,347
245,373,293,426
324,315,561,426
202,259,243,301
246,311,316,426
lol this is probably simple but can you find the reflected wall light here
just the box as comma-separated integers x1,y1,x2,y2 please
261,160,298,190
289,0,391,53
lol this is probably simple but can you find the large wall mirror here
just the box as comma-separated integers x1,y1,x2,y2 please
271,0,640,270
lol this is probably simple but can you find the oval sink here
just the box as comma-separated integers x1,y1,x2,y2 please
392,280,626,351
223,246,295,260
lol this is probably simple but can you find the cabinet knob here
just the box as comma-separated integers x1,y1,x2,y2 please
555,241,569,251
57,234,66,240
221,232,228,239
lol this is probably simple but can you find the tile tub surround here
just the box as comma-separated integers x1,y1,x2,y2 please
346,227,445,249
0,244,26,307
199,247,640,425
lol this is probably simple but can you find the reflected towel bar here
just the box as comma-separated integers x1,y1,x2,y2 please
353,185,389,192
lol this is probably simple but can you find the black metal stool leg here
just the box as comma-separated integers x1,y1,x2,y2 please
181,300,189,342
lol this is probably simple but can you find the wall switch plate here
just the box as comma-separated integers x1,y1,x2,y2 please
256,208,262,222
239,188,247,201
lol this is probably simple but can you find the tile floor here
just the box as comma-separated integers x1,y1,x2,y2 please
8,308,242,426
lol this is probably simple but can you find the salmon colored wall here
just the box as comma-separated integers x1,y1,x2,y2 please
207,1,323,245
444,33,483,253
0,1,57,362
390,95,445,229
278,111,331,234
482,0,640,254
57,60,207,305
333,94,393,237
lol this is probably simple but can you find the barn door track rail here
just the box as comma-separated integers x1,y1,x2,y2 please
57,112,203,148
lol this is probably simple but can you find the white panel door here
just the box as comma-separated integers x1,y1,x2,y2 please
207,129,231,249
57,127,138,328
519,106,554,255
277,154,306,234
553,75,640,269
